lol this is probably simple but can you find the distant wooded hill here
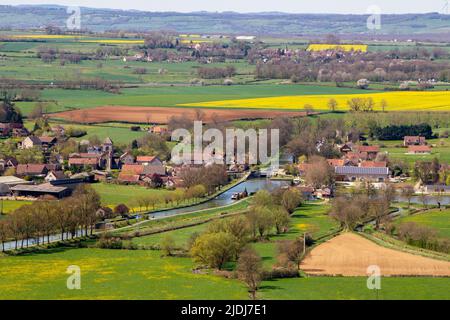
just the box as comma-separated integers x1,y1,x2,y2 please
1,5,450,36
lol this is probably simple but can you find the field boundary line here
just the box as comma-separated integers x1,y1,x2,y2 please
358,231,450,262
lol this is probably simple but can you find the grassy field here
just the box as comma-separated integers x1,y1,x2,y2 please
23,120,147,145
377,137,450,165
0,247,247,300
14,84,368,117
180,91,450,112
395,209,450,239
91,183,177,209
0,200,33,214
259,277,450,300
1,201,449,299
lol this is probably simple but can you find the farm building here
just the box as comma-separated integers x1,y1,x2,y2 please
404,136,426,146
0,176,32,196
10,184,71,199
335,166,390,182
408,145,432,154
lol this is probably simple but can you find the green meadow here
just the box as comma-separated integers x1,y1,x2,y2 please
395,209,450,239
375,137,450,165
0,200,34,215
1,202,449,299
14,84,368,117
91,183,177,208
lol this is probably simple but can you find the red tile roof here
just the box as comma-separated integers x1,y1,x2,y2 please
118,173,140,182
357,145,380,153
408,145,432,153
74,153,102,159
68,158,98,165
404,136,426,143
16,164,47,175
359,161,387,168
136,156,157,163
121,164,144,175
39,136,56,144
327,159,345,167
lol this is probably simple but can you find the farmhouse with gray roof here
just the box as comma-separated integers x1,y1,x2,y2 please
335,166,390,182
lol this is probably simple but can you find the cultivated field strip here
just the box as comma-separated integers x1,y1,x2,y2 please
301,233,450,276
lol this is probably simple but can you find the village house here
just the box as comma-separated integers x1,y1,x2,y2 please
296,186,315,200
339,143,353,154
403,136,426,147
0,122,28,137
119,152,135,166
118,161,166,183
315,187,333,199
44,170,67,182
68,156,100,169
51,125,65,136
148,126,169,135
408,145,432,154
92,170,111,182
20,136,41,149
136,155,156,165
16,164,49,178
119,174,140,184
20,136,56,151
0,156,18,172
327,159,346,167
68,151,114,170
344,152,368,165
136,155,165,170
335,166,390,182
355,145,380,160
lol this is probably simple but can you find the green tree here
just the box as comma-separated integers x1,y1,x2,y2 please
327,98,338,112
190,232,238,270
161,235,176,256
281,188,303,214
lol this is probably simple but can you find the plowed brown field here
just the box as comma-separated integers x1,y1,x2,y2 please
300,233,450,276
53,106,309,124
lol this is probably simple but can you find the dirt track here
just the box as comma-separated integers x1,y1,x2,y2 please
52,106,308,124
300,233,450,276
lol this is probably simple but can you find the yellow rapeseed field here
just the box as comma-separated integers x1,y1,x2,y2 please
80,39,145,44
10,34,84,39
179,91,450,112
307,44,368,52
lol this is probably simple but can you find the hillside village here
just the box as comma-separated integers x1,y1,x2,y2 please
0,106,445,204
1,5,450,301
